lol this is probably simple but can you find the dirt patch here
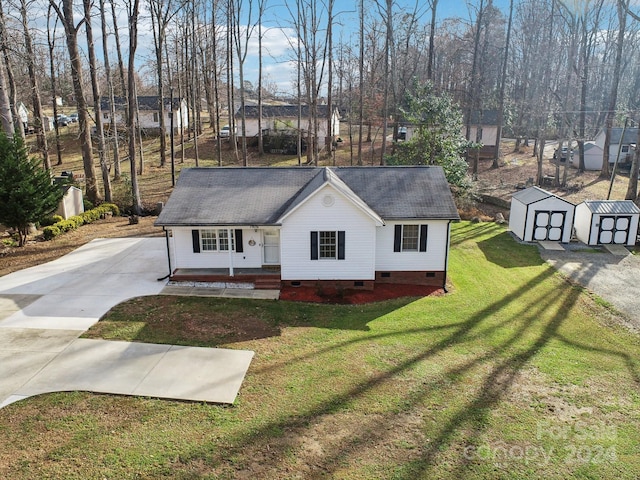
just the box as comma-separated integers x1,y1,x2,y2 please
280,283,443,304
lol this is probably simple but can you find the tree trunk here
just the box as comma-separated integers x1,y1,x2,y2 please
493,0,513,168
127,0,143,214
84,0,112,202
47,6,63,165
100,0,121,179
601,1,627,178
0,58,13,134
56,0,101,205
0,1,22,138
21,0,50,169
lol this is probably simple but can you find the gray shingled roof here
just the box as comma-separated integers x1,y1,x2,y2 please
99,96,184,112
511,186,573,205
609,128,639,145
237,105,332,119
581,200,640,215
155,166,460,227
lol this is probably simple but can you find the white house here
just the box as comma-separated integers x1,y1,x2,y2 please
594,127,637,167
509,187,575,243
100,96,189,133
155,166,460,290
569,141,605,170
234,105,340,149
574,200,640,246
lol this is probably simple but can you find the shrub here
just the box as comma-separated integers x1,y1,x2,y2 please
39,215,64,227
43,225,61,240
42,203,122,241
83,199,94,211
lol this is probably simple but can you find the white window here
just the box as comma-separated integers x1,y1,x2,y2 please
622,145,629,153
401,225,419,251
153,112,159,123
200,229,234,252
319,231,337,259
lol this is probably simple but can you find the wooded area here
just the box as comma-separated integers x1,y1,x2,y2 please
1,0,640,209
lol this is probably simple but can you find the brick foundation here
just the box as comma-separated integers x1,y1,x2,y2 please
375,271,445,287
285,280,375,291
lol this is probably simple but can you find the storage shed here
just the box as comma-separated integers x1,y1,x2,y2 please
509,187,575,243
56,185,84,220
574,200,640,246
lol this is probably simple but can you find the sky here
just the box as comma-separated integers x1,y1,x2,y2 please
32,0,632,99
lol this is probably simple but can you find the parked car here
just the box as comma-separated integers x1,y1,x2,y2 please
68,112,78,123
397,126,407,141
55,114,71,127
219,125,235,138
553,146,573,163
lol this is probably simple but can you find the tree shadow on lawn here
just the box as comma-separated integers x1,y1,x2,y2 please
477,231,546,268
88,295,421,348
163,253,640,478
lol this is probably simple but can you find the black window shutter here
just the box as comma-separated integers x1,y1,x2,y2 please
192,229,201,253
338,231,345,260
394,225,402,252
235,229,243,253
310,231,318,260
420,225,428,252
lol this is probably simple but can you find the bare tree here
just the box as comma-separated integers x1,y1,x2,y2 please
100,0,121,179
51,0,101,205
126,0,143,214
84,0,112,201
20,0,50,169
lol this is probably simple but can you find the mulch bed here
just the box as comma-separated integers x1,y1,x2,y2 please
279,283,444,304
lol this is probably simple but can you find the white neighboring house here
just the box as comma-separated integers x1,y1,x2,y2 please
574,200,640,246
568,141,605,170
234,105,340,148
594,127,637,167
100,96,189,133
509,187,575,243
155,166,460,290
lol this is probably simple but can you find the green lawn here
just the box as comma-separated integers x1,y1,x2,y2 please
1,222,639,479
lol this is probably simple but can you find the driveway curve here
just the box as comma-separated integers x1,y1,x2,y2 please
0,238,253,408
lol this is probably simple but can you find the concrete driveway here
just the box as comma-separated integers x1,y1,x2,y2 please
0,238,253,408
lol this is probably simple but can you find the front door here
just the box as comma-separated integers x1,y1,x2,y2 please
263,229,280,264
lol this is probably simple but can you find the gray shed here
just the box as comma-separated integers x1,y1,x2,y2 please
509,187,575,243
574,200,640,246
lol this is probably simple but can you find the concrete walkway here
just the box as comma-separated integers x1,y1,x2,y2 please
0,238,254,408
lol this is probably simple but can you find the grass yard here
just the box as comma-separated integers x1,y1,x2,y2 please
1,222,640,479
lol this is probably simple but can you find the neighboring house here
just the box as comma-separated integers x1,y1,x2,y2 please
401,109,499,159
509,187,575,243
568,141,605,170
594,127,638,167
99,96,189,133
574,200,640,246
234,105,340,149
465,109,500,159
155,166,460,291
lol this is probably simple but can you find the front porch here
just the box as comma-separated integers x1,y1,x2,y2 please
170,267,281,290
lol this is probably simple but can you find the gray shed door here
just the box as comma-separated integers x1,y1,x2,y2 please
533,211,565,241
598,216,631,244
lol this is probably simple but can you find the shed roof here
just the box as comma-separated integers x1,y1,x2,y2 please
608,127,638,145
580,200,640,215
155,166,460,227
511,186,574,206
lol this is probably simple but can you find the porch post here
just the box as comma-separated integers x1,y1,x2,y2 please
228,228,234,277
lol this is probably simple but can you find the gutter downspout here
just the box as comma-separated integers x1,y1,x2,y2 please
157,227,172,281
442,220,453,293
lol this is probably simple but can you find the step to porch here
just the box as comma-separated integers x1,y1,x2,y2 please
254,278,283,290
